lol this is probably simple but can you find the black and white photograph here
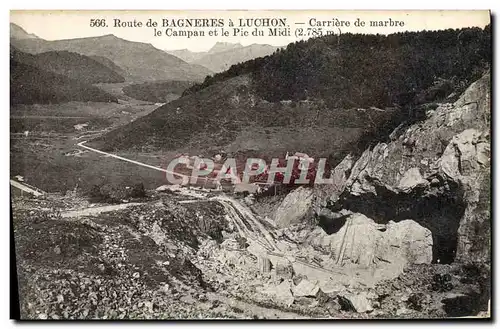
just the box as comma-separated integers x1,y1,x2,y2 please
9,10,492,320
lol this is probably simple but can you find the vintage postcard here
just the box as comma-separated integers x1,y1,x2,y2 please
10,10,491,320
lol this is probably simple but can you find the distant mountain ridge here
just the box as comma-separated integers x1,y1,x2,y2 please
10,23,38,39
208,42,244,54
165,49,207,63
10,23,212,82
193,44,279,73
167,42,279,73
167,42,245,62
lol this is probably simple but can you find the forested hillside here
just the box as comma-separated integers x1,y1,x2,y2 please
185,26,491,108
94,26,490,162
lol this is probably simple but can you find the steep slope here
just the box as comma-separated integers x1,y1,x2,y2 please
193,44,278,73
11,47,125,84
10,60,118,104
10,22,39,39
92,27,490,161
268,72,491,317
90,74,399,159
11,33,212,81
313,72,491,265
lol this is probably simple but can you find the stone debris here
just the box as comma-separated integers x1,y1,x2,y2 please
398,167,428,190
293,279,320,298
257,257,272,273
305,214,432,274
180,295,197,305
261,281,295,307
274,262,294,280
338,292,373,313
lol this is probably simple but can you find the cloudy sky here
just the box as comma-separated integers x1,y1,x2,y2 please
10,10,490,52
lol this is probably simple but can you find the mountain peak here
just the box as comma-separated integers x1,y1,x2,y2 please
10,31,212,81
98,34,120,40
10,23,39,40
208,42,243,54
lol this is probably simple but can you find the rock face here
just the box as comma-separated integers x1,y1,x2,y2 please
442,129,491,262
307,213,432,269
261,280,295,307
293,279,320,297
316,72,490,264
273,187,314,228
398,167,428,190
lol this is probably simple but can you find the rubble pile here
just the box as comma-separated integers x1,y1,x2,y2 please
13,196,234,319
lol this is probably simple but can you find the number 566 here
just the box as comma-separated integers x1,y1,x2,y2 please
90,19,107,27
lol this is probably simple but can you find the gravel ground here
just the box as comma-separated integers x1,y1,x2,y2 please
12,194,491,319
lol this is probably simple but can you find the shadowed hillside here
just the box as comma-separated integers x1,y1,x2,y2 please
89,55,128,79
185,27,491,109
11,60,118,104
10,22,38,39
90,74,399,161
11,47,125,84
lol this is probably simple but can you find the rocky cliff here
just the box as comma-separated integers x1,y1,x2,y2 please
310,72,490,265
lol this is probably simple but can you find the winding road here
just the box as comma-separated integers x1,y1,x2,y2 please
77,141,186,177
10,179,45,197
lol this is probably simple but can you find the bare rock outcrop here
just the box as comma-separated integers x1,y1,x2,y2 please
316,72,490,264
307,213,432,271
273,186,314,228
